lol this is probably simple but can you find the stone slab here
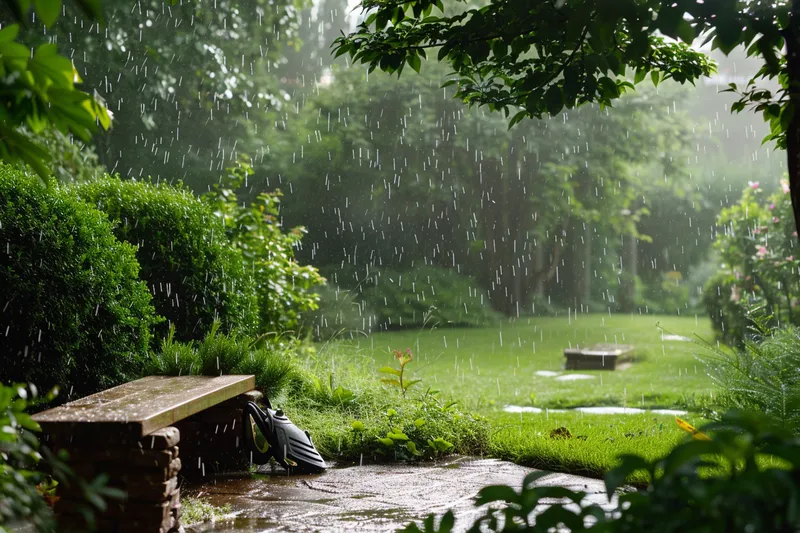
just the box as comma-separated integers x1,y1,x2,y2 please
185,457,616,533
564,344,635,371
33,375,256,438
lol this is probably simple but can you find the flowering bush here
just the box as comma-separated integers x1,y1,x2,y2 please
704,179,799,346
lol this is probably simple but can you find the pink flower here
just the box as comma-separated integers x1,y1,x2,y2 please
774,216,781,224
749,181,760,190
782,180,791,194
757,246,768,257
788,256,796,261
770,203,776,210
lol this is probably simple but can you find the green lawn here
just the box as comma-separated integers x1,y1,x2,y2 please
346,314,717,411
317,314,721,478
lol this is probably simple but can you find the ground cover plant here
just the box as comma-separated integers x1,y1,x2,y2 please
284,343,490,463
0,167,158,397
353,314,715,411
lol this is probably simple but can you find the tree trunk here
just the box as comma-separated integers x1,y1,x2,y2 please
788,3,800,239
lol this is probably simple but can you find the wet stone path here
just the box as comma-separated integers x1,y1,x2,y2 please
186,457,614,532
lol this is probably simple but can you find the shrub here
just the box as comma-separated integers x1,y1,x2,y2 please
322,264,502,332
704,323,800,432
0,168,157,395
704,179,799,346
401,411,800,533
143,323,305,400
202,159,325,334
72,176,258,341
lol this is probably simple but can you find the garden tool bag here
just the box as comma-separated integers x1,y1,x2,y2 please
243,399,326,473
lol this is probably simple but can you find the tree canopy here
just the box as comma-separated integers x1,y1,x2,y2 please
334,0,800,231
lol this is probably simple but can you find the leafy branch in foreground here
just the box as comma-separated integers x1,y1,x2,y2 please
402,410,800,533
1,0,110,178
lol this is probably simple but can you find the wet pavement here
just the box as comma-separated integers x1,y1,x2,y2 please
186,457,614,532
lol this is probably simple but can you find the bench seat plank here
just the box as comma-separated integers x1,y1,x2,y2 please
33,375,255,438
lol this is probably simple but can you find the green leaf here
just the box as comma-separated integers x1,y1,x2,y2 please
0,24,20,43
544,86,563,116
379,366,402,376
438,510,455,532
605,454,650,495
408,53,421,73
387,431,409,441
633,68,647,84
475,484,520,506
34,0,61,27
351,420,365,431
377,437,394,446
650,70,661,87
414,418,426,428
406,441,424,456
380,378,401,387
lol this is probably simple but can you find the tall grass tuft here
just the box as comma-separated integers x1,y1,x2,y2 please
705,320,800,432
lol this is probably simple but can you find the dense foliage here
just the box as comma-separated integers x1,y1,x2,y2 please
704,324,800,433
402,411,800,533
143,323,305,400
0,167,158,396
704,180,798,346
72,177,259,342
321,264,501,333
0,0,110,178
202,160,325,334
335,0,800,237
0,383,125,533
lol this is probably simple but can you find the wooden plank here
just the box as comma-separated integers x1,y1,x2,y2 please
33,375,255,438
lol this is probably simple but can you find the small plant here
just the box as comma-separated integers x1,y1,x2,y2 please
427,437,454,457
379,349,421,398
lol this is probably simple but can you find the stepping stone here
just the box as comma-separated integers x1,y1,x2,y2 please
534,370,560,377
564,344,635,371
554,374,595,381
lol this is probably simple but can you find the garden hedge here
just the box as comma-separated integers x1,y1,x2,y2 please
0,167,158,395
72,177,259,341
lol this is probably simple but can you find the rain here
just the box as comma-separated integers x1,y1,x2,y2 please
1,0,799,531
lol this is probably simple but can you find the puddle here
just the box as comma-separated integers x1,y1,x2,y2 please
503,406,687,416
554,374,595,381
185,458,613,532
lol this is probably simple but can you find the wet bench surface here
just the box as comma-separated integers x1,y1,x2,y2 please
563,343,635,371
33,374,256,438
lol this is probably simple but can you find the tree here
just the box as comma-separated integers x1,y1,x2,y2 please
0,0,110,178
333,0,800,236
274,61,695,316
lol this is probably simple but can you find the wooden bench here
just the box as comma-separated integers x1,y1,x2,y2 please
563,344,635,371
33,375,258,533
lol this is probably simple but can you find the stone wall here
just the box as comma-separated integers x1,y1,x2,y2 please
43,390,262,532
174,390,261,481
47,426,182,533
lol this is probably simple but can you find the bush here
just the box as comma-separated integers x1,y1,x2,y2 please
0,168,158,395
704,179,799,346
72,176,259,341
201,159,325,334
704,323,800,432
401,411,800,533
143,323,305,401
322,264,502,333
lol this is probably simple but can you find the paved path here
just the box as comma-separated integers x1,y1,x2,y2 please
186,457,614,532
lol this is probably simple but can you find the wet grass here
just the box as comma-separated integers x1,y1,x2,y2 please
303,314,724,479
345,314,718,411
487,410,702,482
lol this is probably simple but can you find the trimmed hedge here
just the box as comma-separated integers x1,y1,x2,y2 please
72,177,259,341
0,167,158,395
